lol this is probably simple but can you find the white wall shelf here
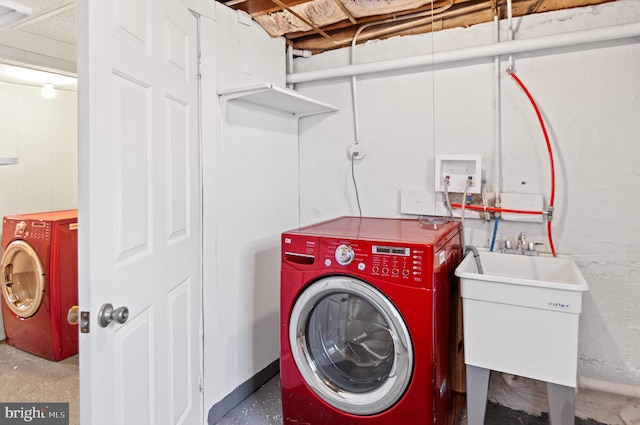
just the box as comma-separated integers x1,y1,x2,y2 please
0,157,18,165
218,83,338,118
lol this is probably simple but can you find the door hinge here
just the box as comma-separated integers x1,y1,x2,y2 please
80,311,90,333
199,374,204,393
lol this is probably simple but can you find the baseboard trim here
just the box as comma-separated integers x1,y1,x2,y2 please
207,359,280,424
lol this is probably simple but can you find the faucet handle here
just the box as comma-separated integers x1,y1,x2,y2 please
527,241,544,251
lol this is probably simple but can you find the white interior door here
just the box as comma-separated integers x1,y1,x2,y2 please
78,0,202,424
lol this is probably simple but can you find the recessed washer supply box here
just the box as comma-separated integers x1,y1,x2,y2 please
434,154,482,194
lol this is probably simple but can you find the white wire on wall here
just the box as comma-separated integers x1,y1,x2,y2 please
349,27,363,216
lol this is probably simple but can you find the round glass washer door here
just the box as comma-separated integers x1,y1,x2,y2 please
289,276,413,415
1,240,45,318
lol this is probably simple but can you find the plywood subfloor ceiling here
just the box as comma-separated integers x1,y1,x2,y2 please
218,0,615,53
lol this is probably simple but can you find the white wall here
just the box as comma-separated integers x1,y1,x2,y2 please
0,82,77,218
293,1,640,423
202,4,298,415
0,81,77,341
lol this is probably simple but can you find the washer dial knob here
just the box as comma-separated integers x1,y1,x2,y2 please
335,244,355,266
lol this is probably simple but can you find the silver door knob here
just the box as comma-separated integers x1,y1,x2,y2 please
98,303,129,327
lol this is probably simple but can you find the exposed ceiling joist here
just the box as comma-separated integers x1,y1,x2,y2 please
217,0,616,53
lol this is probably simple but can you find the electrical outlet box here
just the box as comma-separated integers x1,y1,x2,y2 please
435,154,482,194
348,144,366,159
500,193,544,223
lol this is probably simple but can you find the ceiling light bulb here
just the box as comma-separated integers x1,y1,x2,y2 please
41,82,55,99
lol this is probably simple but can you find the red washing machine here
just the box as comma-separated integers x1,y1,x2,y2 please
1,210,79,361
281,216,462,424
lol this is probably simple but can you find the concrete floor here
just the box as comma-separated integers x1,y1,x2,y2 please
0,342,604,425
0,341,79,425
216,374,284,424
217,374,606,425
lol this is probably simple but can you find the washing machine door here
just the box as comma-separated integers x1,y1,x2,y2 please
289,276,413,415
1,240,46,318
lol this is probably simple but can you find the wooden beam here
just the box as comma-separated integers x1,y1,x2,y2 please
288,0,615,53
270,0,339,44
285,0,469,40
220,0,313,17
289,0,490,50
331,0,357,24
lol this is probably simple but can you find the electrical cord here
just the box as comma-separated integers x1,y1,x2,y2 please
351,152,362,217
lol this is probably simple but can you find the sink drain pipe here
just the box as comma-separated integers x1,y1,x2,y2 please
463,245,483,274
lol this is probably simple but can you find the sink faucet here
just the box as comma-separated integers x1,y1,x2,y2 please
502,233,539,256
517,233,527,254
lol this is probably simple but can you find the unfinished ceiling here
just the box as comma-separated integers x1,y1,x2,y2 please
218,0,615,53
0,0,617,78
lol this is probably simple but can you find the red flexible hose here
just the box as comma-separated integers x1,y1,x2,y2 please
508,70,557,256
450,203,542,215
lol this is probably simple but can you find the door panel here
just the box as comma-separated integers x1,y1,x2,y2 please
78,0,202,423
113,0,150,53
112,72,151,261
168,280,193,423
116,313,153,425
166,96,190,240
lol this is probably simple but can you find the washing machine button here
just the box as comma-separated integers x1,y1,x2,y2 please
324,259,332,267
357,262,365,271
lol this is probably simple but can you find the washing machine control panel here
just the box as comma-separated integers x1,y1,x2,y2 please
282,234,439,287
320,239,432,286
7,219,51,240
25,221,51,240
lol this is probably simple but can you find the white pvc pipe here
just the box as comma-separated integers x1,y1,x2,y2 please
507,0,513,40
291,48,312,58
493,15,502,198
351,28,362,145
287,45,294,89
506,0,514,68
287,22,640,84
578,376,640,399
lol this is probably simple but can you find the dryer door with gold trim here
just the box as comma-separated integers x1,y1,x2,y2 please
1,240,45,318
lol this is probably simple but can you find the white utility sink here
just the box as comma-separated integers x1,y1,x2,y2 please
455,251,589,387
